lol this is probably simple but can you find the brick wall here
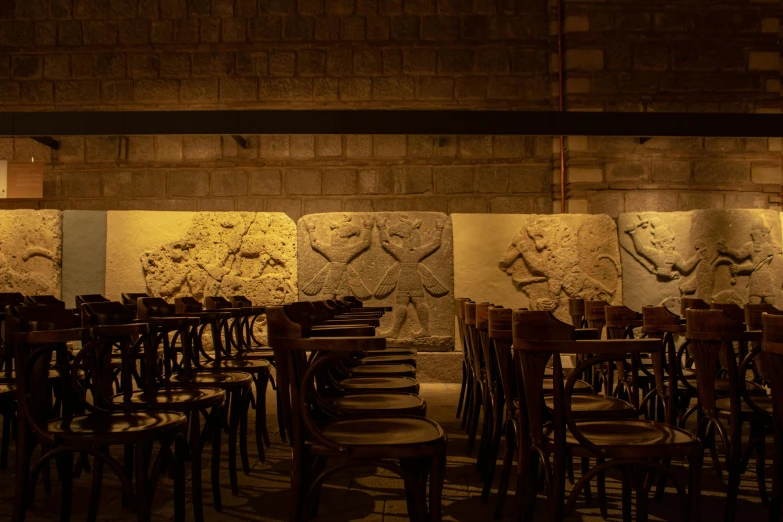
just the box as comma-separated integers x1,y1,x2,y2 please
0,0,779,215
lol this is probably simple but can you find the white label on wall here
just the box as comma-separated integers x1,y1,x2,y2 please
0,161,8,199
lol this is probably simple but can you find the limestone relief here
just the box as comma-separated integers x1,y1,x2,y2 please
498,215,621,321
298,212,454,350
618,209,783,313
139,212,297,307
0,210,62,297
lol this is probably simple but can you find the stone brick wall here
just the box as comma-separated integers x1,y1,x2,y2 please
0,0,779,215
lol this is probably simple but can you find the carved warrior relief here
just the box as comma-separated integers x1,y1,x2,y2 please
0,210,62,297
298,212,454,350
618,209,783,313
139,212,297,306
498,214,622,321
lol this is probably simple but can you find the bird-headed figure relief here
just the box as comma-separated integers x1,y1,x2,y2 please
374,216,449,339
301,214,374,300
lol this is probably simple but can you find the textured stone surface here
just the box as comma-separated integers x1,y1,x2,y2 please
490,214,622,322
106,212,297,307
298,212,454,350
0,210,62,297
62,211,106,307
618,209,783,313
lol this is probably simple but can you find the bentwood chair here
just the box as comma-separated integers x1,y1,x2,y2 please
82,301,227,521
761,313,783,522
13,327,189,522
268,304,447,522
687,309,773,522
512,310,702,522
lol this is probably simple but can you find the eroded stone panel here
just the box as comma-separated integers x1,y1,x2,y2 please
298,212,454,350
106,211,297,306
619,209,783,313
0,210,62,297
62,211,106,307
494,214,622,321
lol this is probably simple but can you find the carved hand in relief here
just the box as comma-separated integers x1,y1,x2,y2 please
304,219,316,232
624,223,638,235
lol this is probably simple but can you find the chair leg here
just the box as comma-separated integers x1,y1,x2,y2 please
122,444,134,509
135,443,151,521
56,451,74,522
466,383,482,455
481,414,503,504
476,390,492,474
173,437,187,522
240,388,251,474
189,410,205,522
86,455,104,522
256,372,271,458
635,469,649,522
621,468,632,522
751,422,769,507
0,409,11,469
461,374,473,430
456,362,467,419
688,449,703,522
401,458,423,522
430,450,446,522
581,457,592,505
597,458,608,520
227,391,240,496
493,421,514,519
211,405,224,512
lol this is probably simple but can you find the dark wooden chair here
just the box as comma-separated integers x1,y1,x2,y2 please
82,300,226,521
136,297,254,495
121,293,151,305
512,310,701,522
13,327,189,522
760,312,783,522
24,295,67,308
455,297,470,421
463,301,488,455
686,309,771,522
267,304,447,522
569,298,586,329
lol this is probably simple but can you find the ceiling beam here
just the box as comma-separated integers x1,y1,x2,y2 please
0,110,780,137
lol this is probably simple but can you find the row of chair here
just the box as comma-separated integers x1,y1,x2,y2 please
456,296,783,522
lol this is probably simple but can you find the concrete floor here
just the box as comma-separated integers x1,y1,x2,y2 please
0,383,773,521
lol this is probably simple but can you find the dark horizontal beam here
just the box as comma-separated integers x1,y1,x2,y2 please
0,110,780,137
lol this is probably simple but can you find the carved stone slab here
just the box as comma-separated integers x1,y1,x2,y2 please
618,209,783,313
297,212,454,350
482,214,622,322
106,212,297,307
0,210,62,297
62,211,106,307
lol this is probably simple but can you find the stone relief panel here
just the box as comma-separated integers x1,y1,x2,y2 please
298,212,454,350
0,210,62,297
496,214,622,322
106,212,297,307
618,209,783,313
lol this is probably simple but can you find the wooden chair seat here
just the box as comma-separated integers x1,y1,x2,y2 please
324,393,426,415
0,382,14,399
544,419,696,455
48,411,186,443
342,363,416,378
543,378,591,395
198,358,271,372
336,376,419,394
544,394,636,415
112,387,225,410
320,416,445,446
169,371,253,390
0,368,86,383
716,396,773,416
358,354,417,366
233,349,275,359
680,376,765,395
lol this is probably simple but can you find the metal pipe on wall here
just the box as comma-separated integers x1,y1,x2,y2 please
557,0,567,214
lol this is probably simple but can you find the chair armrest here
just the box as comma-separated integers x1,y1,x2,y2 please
269,336,386,352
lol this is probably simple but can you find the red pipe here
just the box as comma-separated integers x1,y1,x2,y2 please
557,0,566,213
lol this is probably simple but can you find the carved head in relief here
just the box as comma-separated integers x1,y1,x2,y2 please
328,214,362,245
751,217,771,250
389,217,422,248
648,219,676,253
525,218,554,252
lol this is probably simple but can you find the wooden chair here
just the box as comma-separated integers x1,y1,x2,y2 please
121,293,151,305
268,304,447,522
686,309,771,522
24,295,67,308
569,298,586,329
82,301,226,521
513,310,701,522
136,297,254,495
463,301,489,455
13,327,189,522
760,312,783,522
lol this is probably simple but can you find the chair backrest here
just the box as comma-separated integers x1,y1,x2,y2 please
745,303,783,331
205,295,233,310
121,292,150,305
81,301,137,326
604,305,642,340
137,297,176,319
584,300,608,336
75,294,109,307
175,296,203,314
24,295,65,308
0,293,24,308
569,298,585,328
680,297,709,317
231,296,253,307
761,313,783,425
686,309,746,416
476,302,494,388
710,302,744,323
489,306,516,420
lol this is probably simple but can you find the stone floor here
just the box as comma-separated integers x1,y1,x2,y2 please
0,383,773,521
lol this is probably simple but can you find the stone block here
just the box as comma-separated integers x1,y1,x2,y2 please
606,162,649,182
132,171,166,198
55,80,99,104
290,135,315,158
624,191,678,213
119,20,150,44
298,211,454,350
346,135,372,157
181,78,218,103
258,77,313,100
297,49,327,75
183,135,221,160
373,135,406,157
403,48,437,74
248,16,282,40
12,55,41,79
475,166,509,193
679,192,724,211
693,160,749,184
250,169,282,195
286,168,322,195
568,167,603,183
155,136,184,162
590,192,624,218
102,171,132,198
199,199,235,212
725,193,768,209
134,79,179,103
372,76,415,99
283,16,314,40
55,137,84,163
168,170,210,197
358,169,392,194
339,77,372,100
393,167,433,194
260,135,291,158
459,135,492,158
453,213,620,323
651,161,690,183
151,20,174,43
219,78,257,102
266,198,302,221
391,14,420,39
751,166,781,185
0,210,61,296
749,51,779,71
509,165,547,193
448,197,486,213
489,196,548,214
21,81,53,104
434,166,472,194
618,209,782,314
304,198,342,214
418,76,453,99
316,135,342,157
322,169,357,195
85,136,120,162
62,210,105,307
565,49,604,71
127,136,154,162
105,211,297,307
211,169,248,196
438,48,473,74
340,16,365,39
